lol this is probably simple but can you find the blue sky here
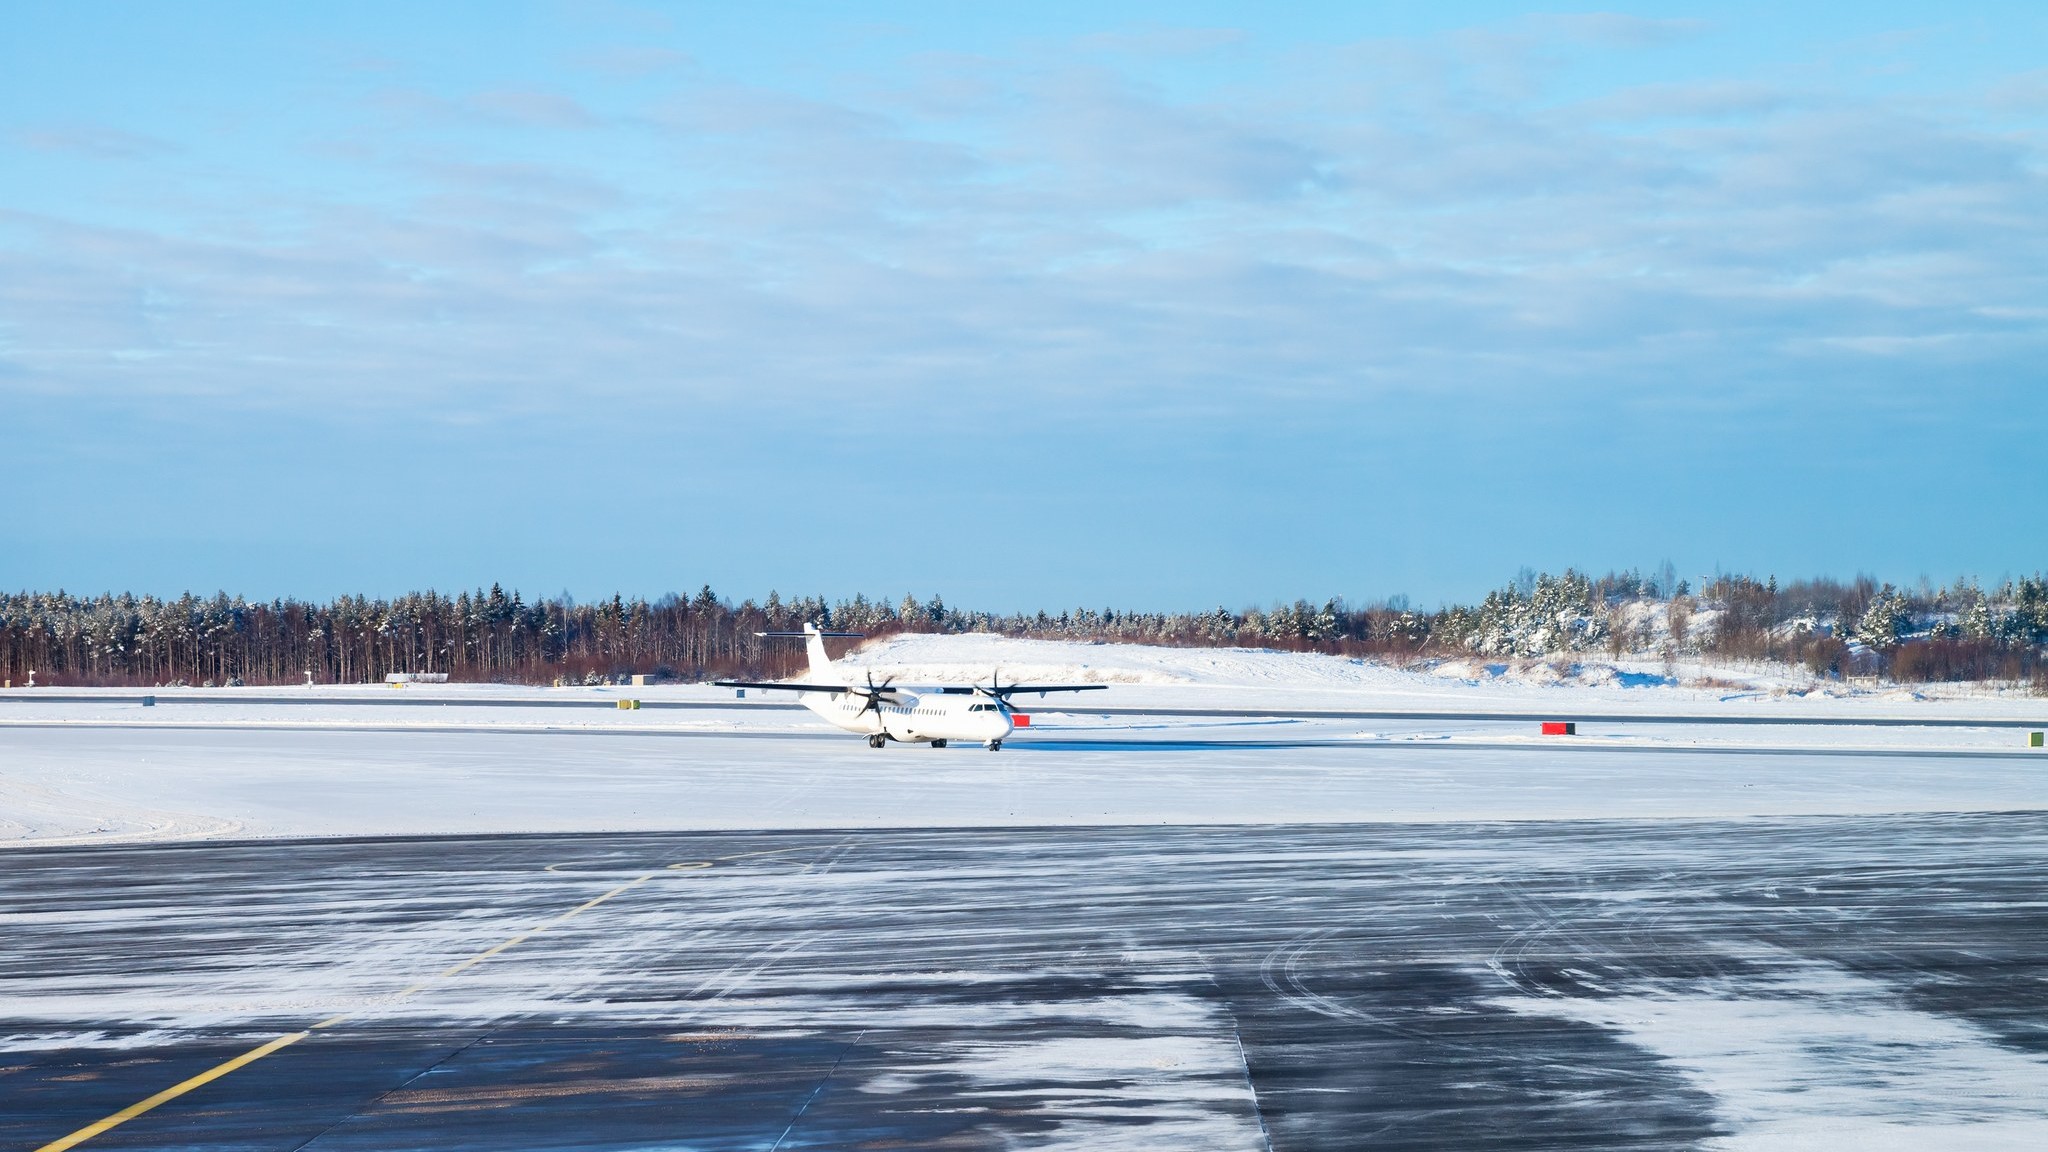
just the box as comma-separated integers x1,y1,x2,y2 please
4,2,2045,610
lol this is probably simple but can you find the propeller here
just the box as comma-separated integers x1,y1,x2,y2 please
854,668,897,719
976,668,1012,713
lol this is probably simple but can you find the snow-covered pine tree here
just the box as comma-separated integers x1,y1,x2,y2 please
1853,585,1911,650
1953,585,1993,641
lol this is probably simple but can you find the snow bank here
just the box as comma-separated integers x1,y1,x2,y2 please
836,633,2046,720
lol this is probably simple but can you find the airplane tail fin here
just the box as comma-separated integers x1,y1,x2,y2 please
756,624,863,681
804,623,833,679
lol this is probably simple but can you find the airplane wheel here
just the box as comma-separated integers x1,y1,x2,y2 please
986,739,1002,751
931,739,947,748
868,734,886,749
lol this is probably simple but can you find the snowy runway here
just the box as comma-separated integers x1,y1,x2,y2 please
10,819,2048,1151
3,721,2048,847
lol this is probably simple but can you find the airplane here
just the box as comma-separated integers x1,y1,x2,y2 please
714,624,1105,750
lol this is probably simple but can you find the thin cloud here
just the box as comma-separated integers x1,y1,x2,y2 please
1575,80,1795,123
1987,68,2048,112
469,89,599,129
1073,26,1249,56
571,45,694,75
2,13,2043,433
1016,69,1330,206
16,124,175,159
1527,13,1708,48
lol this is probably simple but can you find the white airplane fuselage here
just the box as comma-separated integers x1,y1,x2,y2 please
714,625,1097,749
800,687,1013,746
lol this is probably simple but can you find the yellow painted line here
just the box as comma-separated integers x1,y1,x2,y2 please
544,860,626,873
435,873,655,979
548,848,807,872
436,930,539,978
33,1030,309,1152
551,858,716,873
436,940,524,979
37,865,690,1151
565,876,656,915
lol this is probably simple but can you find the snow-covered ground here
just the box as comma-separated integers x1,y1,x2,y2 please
1,634,2043,847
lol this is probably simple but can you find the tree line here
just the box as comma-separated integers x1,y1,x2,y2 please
2,570,2044,689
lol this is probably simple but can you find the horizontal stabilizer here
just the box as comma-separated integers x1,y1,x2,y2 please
714,679,853,694
940,683,1109,696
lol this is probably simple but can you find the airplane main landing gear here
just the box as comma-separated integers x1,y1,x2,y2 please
931,739,948,748
867,734,886,749
985,739,1003,751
